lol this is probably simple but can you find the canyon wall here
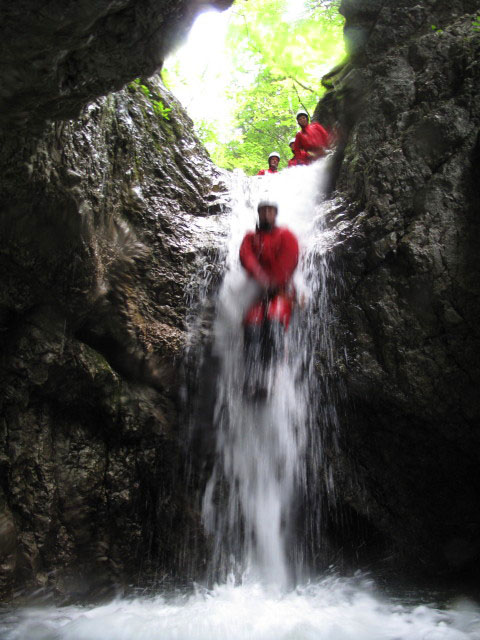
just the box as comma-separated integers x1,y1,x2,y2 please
0,1,230,600
316,0,480,579
1,0,480,599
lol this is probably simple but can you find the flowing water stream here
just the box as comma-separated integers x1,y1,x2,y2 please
201,160,338,588
2,161,480,639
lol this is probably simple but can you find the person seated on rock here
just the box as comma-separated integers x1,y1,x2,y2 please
287,138,297,167
239,200,299,399
287,138,307,167
293,110,329,164
257,151,280,175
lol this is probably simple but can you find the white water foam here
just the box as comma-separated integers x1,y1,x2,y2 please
201,161,339,586
2,578,479,639
4,163,479,639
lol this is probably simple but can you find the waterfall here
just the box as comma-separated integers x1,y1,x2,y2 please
200,160,341,587
2,162,479,640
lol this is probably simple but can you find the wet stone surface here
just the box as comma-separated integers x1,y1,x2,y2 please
0,62,229,599
1,0,480,601
315,0,480,579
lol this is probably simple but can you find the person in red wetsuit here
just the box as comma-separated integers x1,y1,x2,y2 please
293,110,329,164
239,201,299,397
287,138,298,167
287,138,308,167
257,151,280,175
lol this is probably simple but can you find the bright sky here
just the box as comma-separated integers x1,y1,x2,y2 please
165,9,233,127
164,0,344,159
164,0,310,130
284,0,308,21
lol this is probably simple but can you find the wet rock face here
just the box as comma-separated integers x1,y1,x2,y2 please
0,0,231,127
318,0,480,577
0,2,230,597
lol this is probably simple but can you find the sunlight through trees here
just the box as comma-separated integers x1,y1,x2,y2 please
164,0,344,174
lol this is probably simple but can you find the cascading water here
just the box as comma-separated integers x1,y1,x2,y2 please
201,160,339,588
2,161,480,640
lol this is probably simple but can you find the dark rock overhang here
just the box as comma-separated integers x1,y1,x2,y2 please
0,0,233,128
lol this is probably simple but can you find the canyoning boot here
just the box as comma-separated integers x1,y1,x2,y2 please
243,324,271,402
243,361,269,402
266,320,285,362
251,385,268,402
242,366,269,402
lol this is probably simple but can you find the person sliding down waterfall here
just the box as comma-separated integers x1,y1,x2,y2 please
239,200,299,400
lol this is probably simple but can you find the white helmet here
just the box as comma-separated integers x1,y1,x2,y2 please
296,109,309,119
289,138,296,145
268,151,280,160
257,200,278,213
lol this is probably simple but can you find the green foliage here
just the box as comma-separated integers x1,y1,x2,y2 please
430,24,443,34
215,0,344,173
131,79,172,120
472,15,480,31
165,0,345,173
151,100,171,120
194,119,218,146
217,68,301,173
304,0,342,18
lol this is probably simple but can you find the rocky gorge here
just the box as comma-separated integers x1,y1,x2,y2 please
317,0,480,581
0,0,479,602
0,0,231,600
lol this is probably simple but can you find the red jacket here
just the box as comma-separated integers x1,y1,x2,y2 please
287,151,308,167
239,225,299,289
294,123,329,164
257,168,278,175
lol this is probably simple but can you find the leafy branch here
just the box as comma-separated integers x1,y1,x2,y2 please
131,79,171,120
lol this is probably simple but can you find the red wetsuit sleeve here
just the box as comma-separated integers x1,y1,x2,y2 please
293,132,303,156
239,233,270,286
309,123,329,150
296,149,309,163
293,133,309,164
257,169,266,175
271,229,299,287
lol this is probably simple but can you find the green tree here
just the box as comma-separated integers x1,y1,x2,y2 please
165,0,345,173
